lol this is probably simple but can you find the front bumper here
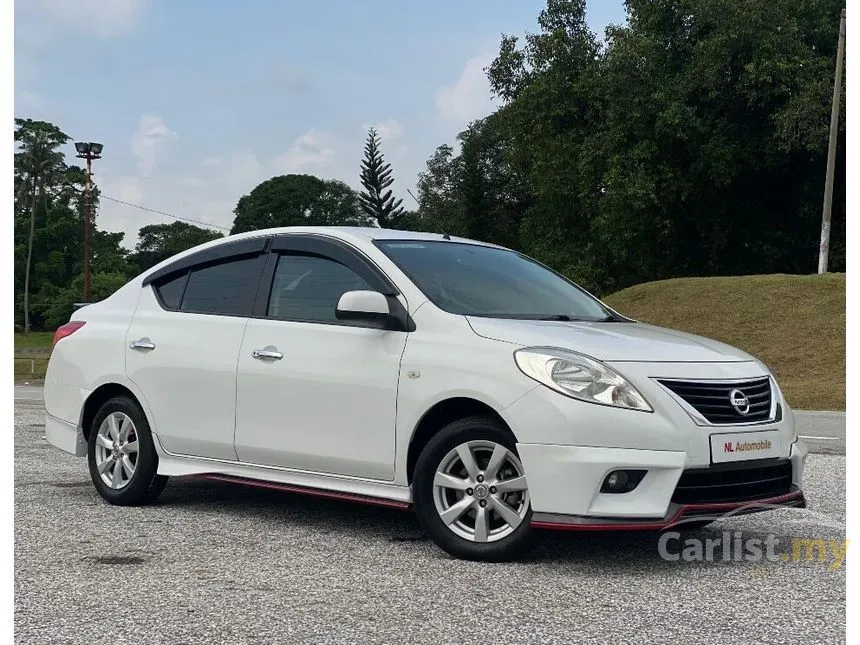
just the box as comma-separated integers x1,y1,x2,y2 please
503,360,807,527
516,439,808,529
530,490,806,531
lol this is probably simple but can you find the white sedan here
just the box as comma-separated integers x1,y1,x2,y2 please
44,227,807,560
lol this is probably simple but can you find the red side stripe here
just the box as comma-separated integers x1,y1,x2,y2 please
196,473,412,510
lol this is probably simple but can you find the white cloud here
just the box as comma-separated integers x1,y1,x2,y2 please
29,0,146,38
362,119,405,140
132,114,177,176
271,129,336,174
435,53,498,125
179,177,208,189
110,176,145,205
97,148,270,248
201,156,224,167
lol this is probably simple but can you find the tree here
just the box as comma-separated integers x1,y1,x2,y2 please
14,119,71,331
231,174,372,233
416,117,532,249
129,221,224,274
36,272,129,330
458,0,845,293
358,128,405,228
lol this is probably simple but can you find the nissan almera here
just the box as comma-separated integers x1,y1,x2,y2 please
45,227,807,560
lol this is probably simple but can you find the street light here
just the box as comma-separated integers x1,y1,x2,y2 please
74,141,103,301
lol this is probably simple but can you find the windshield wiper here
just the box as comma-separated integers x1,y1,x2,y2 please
536,314,620,322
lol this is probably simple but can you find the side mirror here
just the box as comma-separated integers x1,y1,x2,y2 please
336,290,393,327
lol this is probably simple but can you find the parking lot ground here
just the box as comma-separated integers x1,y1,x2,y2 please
15,402,845,645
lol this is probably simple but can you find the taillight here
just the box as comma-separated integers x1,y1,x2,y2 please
52,321,86,347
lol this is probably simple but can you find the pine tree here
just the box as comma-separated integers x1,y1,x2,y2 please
359,128,404,228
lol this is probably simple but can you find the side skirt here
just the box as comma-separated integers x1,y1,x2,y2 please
157,452,412,507
197,474,412,510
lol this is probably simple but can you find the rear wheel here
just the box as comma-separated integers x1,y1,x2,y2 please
413,416,535,561
87,396,168,505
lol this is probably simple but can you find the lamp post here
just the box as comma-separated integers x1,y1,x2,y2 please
818,8,846,274
74,141,103,301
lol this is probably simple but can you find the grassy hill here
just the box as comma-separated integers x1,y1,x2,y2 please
603,274,845,411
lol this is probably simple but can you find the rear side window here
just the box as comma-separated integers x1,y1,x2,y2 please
180,256,262,316
154,272,188,309
267,254,372,322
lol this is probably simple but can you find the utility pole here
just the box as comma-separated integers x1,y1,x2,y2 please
74,142,103,300
818,8,846,275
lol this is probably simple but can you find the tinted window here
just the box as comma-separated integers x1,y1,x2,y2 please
267,254,372,322
155,272,187,309
180,256,261,316
376,241,611,321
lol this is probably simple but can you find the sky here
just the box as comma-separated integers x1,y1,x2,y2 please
14,0,627,248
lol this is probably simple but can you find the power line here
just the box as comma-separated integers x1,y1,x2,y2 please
99,194,231,231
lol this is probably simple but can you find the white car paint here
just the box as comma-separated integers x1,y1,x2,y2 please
234,315,406,479
125,285,247,460
44,226,807,527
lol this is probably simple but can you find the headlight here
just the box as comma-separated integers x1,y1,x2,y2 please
514,347,652,412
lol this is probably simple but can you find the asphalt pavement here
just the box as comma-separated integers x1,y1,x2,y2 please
15,394,846,644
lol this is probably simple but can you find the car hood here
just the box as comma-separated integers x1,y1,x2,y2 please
465,317,755,363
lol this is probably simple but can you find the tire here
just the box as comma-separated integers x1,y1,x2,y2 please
413,415,535,561
87,395,168,506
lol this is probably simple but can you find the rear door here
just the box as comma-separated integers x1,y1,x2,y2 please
233,235,408,480
126,238,268,460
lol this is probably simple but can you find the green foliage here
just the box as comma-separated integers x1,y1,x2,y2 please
416,117,531,248
14,118,136,331
424,0,846,294
129,221,224,274
231,174,372,233
11,0,847,330
15,118,74,331
36,272,130,330
358,128,405,228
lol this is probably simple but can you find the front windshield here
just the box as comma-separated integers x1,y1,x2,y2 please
376,240,613,321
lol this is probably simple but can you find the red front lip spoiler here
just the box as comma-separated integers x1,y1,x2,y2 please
530,490,807,532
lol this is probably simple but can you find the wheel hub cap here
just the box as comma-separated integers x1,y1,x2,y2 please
473,483,489,499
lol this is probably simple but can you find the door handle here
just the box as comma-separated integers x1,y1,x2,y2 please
252,349,283,360
129,339,156,350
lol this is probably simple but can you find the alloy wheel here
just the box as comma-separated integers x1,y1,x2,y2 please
94,412,139,490
432,440,529,543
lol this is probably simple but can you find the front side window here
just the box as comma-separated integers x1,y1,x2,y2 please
267,253,372,323
178,256,261,316
376,241,612,321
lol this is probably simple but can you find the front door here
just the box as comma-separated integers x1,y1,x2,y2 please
234,237,408,480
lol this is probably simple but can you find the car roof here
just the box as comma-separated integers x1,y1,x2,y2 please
133,226,506,285
225,226,497,245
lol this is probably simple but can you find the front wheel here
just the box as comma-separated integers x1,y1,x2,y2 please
87,396,168,506
413,416,535,561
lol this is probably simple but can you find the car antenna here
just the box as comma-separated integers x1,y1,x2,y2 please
407,188,450,240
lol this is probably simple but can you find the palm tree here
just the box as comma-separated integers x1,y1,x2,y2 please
14,119,71,332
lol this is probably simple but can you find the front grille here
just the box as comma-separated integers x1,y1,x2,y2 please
671,459,793,504
658,377,773,424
